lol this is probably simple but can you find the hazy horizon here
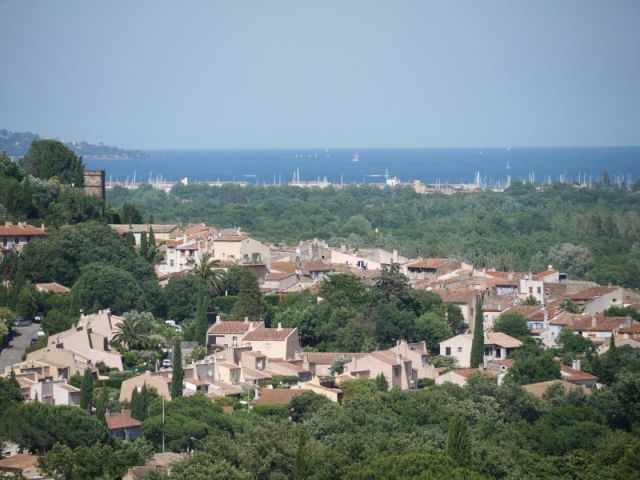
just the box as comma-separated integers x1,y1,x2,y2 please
1,1,639,150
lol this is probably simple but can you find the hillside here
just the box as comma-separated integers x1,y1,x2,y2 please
0,129,147,160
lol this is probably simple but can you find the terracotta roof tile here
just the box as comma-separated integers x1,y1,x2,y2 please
251,388,306,406
243,327,296,341
571,286,618,301
303,352,366,364
207,321,253,334
523,380,590,398
406,258,459,269
35,282,70,293
435,288,479,304
0,454,39,470
450,368,497,378
560,365,599,382
105,410,142,430
0,224,46,237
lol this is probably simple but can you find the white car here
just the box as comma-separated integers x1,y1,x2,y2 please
36,328,45,338
162,359,171,368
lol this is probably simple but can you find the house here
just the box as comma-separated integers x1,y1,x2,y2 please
435,368,498,387
206,318,264,350
212,229,271,269
560,361,599,388
482,296,518,330
242,324,301,360
328,246,406,271
29,379,81,406
251,388,307,407
533,267,560,283
344,348,413,390
304,260,332,281
302,352,367,377
0,222,46,252
262,271,299,292
110,224,183,245
0,453,41,479
123,452,184,480
564,314,636,341
35,282,70,294
570,286,625,314
434,289,481,328
439,332,523,368
519,277,545,304
120,372,172,402
523,379,590,399
106,410,142,441
403,258,462,281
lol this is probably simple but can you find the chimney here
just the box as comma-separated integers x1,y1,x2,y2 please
591,316,596,329
572,359,581,371
215,315,221,324
244,316,249,323
277,322,282,331
4,221,11,227
40,223,45,232
548,264,553,270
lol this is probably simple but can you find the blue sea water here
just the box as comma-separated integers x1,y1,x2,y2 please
85,147,640,186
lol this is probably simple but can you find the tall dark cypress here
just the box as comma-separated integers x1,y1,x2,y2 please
446,414,471,467
469,297,484,369
79,368,94,411
172,341,184,398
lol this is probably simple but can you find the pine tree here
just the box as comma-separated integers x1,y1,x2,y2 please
469,297,484,369
194,294,209,346
375,372,389,391
609,333,616,352
95,388,109,420
172,340,184,399
139,232,149,258
446,413,471,467
79,368,94,411
230,271,266,320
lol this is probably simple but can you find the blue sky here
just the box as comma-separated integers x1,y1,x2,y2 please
1,1,639,149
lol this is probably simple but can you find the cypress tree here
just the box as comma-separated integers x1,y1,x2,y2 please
147,227,157,262
139,232,149,258
194,294,209,346
79,368,94,411
469,297,484,369
447,414,471,467
123,231,136,250
130,387,140,419
140,383,149,420
293,432,308,480
609,333,616,352
95,388,109,420
172,340,184,398
375,372,389,391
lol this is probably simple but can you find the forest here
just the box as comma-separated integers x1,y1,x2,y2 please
108,181,640,288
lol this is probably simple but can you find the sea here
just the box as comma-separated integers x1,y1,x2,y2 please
84,147,640,187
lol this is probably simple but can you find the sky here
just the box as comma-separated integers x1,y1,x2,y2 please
0,1,639,149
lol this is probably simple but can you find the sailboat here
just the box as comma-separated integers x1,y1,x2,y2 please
352,150,359,162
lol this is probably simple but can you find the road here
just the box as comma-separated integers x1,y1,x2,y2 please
0,323,40,372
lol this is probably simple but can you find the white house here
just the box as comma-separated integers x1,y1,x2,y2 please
439,332,523,368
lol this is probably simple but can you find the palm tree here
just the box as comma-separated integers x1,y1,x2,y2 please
111,312,153,350
190,252,223,296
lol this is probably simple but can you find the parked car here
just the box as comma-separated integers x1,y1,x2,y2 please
15,318,32,327
34,313,44,322
36,327,45,338
162,358,172,368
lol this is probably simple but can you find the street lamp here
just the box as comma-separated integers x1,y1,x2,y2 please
190,437,206,451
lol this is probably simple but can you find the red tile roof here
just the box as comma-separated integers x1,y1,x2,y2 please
560,365,599,383
0,454,39,471
533,269,558,280
565,315,631,333
451,368,497,378
305,260,332,272
0,224,46,237
523,380,590,398
435,288,479,304
105,410,142,430
406,258,459,270
266,271,295,281
303,352,366,364
251,388,306,406
35,282,70,293
207,321,254,334
571,286,618,302
243,327,296,341
619,324,640,335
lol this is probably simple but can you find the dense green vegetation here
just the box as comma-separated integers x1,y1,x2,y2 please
109,181,640,287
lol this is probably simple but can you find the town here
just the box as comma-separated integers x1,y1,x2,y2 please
0,200,638,477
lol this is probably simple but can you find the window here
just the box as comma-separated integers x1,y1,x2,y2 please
495,348,502,358
457,347,462,353
170,260,174,267
265,342,271,350
537,287,542,294
445,347,451,356
529,287,533,294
